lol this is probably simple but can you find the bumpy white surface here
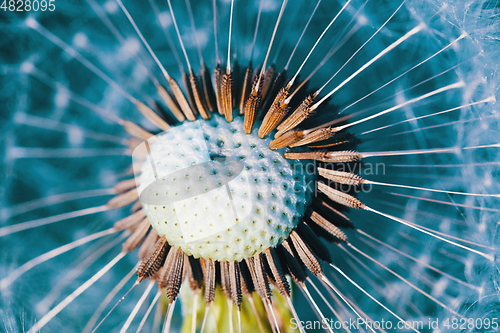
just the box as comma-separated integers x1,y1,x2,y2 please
136,116,313,262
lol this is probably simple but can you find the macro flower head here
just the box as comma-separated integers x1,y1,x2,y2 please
1,0,500,332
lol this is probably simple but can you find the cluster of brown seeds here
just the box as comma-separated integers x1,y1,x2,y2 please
93,0,389,330
103,23,372,333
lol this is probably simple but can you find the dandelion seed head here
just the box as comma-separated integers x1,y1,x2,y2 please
137,116,313,262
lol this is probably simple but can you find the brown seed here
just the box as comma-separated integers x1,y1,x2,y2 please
308,210,348,243
220,261,230,299
113,178,138,194
122,218,151,253
244,257,257,289
221,70,234,122
276,94,315,137
137,236,169,281
156,84,185,122
317,182,366,209
182,71,198,116
269,130,304,149
158,247,185,300
214,64,225,116
123,121,154,141
229,261,242,309
290,127,339,148
239,64,253,115
201,62,217,113
264,248,290,297
156,246,177,289
189,68,211,120
258,86,290,138
289,231,323,277
317,167,363,186
320,150,362,163
246,255,271,301
284,150,361,163
308,139,350,148
106,189,139,209
113,209,146,231
203,259,216,304
168,77,196,121
261,69,287,116
243,86,262,134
